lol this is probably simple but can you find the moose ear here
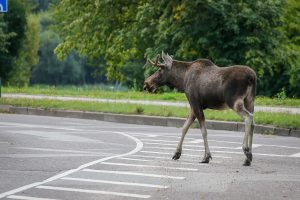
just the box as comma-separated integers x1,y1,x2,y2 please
162,52,173,69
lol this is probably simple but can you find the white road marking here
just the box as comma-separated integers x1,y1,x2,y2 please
210,134,243,138
260,144,300,150
83,169,185,180
141,150,299,158
132,134,200,140
289,152,300,157
100,161,198,171
141,139,178,143
140,151,232,159
0,122,81,131
36,186,151,199
128,155,209,165
188,139,203,144
236,144,262,149
61,177,169,189
144,142,201,147
7,195,61,200
0,153,114,158
144,144,241,150
129,133,158,137
14,147,106,155
214,140,300,150
0,131,143,199
130,154,170,159
117,157,152,162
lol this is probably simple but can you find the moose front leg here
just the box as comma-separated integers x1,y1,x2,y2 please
172,111,195,160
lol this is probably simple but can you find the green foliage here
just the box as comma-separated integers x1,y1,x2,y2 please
53,0,300,96
275,88,287,100
53,0,156,87
280,0,300,97
0,15,16,53
8,14,40,86
30,12,84,85
0,0,27,83
30,0,59,12
3,85,300,107
1,97,299,128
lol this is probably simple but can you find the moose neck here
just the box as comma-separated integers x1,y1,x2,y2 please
167,60,190,92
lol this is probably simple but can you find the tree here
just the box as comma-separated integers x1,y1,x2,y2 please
0,15,16,54
31,12,84,85
8,14,40,86
0,0,27,84
280,0,300,97
53,0,299,96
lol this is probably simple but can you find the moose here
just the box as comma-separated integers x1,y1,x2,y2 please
144,52,257,166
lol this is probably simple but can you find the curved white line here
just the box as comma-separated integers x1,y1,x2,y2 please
0,131,143,199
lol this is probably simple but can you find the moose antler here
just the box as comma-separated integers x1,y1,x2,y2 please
147,54,166,68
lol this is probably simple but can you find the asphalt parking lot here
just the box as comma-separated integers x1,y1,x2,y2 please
0,113,299,200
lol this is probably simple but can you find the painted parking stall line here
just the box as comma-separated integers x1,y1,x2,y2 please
36,186,151,199
143,145,241,151
140,150,232,159
0,131,144,199
61,177,169,189
2,119,299,200
7,195,61,200
117,157,154,162
83,168,186,180
100,161,198,171
127,154,214,164
290,152,300,157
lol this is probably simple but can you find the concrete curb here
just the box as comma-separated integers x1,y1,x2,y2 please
0,105,299,137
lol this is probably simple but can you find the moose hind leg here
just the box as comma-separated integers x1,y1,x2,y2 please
234,100,254,166
172,111,195,160
196,110,212,163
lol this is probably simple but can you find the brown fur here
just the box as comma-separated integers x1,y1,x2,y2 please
145,58,256,111
144,53,257,166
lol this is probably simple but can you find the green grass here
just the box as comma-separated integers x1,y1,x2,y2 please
2,85,187,101
1,97,299,129
2,85,300,107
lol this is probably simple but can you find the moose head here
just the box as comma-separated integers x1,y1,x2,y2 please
143,52,173,93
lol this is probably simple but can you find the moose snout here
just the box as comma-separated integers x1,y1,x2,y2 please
143,82,150,92
143,81,157,93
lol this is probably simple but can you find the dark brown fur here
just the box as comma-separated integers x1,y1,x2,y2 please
144,53,257,166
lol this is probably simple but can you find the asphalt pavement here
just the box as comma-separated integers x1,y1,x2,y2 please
0,113,299,200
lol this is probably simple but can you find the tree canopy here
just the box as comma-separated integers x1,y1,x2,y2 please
0,0,299,97
53,0,300,96
0,0,28,83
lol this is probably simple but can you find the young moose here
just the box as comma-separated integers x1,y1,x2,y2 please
144,52,257,166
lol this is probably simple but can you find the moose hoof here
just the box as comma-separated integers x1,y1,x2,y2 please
243,159,251,166
246,152,253,162
200,153,212,163
172,152,181,160
243,148,253,162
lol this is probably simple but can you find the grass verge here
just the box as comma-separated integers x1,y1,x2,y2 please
1,97,299,129
3,85,300,107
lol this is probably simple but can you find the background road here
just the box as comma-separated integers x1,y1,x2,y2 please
0,113,299,200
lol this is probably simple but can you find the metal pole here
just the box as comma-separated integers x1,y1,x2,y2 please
0,78,2,98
